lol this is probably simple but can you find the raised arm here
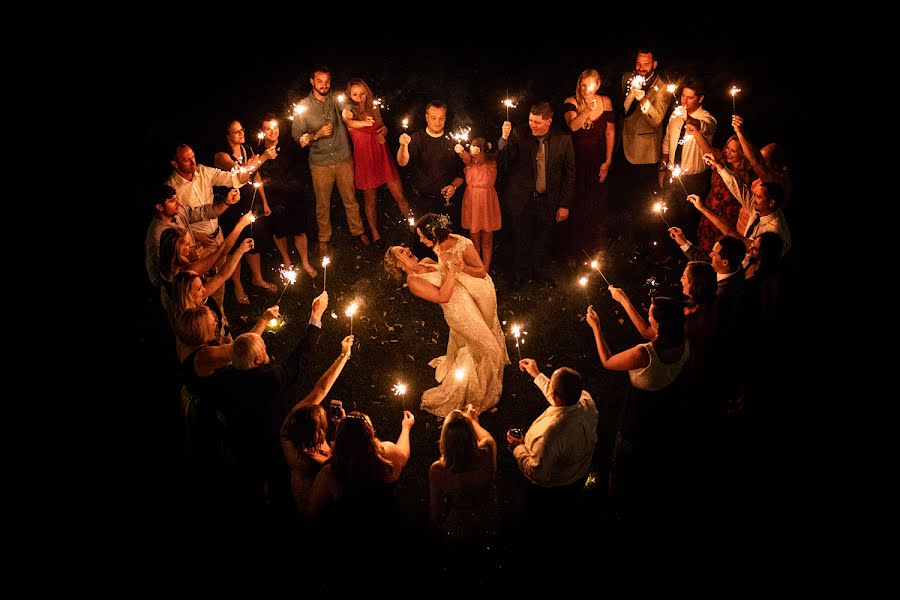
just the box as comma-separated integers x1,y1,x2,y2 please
686,194,750,249
295,336,354,409
201,237,254,296
382,411,415,482
187,210,252,275
732,115,772,181
608,287,655,340
455,143,472,166
463,404,497,478
686,123,715,156
249,305,280,336
585,305,650,371
342,108,375,130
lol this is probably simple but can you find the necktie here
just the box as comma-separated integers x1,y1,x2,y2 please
745,212,761,238
673,121,687,165
535,136,546,194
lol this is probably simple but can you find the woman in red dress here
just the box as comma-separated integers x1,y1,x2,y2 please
342,79,411,249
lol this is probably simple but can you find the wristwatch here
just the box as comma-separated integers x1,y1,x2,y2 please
313,133,319,141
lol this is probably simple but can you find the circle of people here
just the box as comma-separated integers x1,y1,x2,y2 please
145,50,793,537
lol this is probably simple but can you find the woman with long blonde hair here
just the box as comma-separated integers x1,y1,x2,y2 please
341,78,411,248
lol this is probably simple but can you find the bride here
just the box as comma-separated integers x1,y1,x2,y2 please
384,240,509,417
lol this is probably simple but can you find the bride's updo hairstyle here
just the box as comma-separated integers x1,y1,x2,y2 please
415,213,452,245
383,246,405,281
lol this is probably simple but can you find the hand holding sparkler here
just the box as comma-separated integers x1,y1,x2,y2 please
607,286,628,306
311,291,328,321
225,188,241,205
501,121,512,140
399,132,411,146
299,133,311,148
668,226,688,246
731,114,744,133
686,194,703,211
585,305,600,331
702,152,723,171
340,334,354,359
454,143,465,154
518,357,539,378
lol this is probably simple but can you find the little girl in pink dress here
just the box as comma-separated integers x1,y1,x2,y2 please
455,137,501,272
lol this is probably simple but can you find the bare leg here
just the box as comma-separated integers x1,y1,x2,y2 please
470,230,483,263
293,233,317,277
482,231,494,273
386,179,410,216
273,235,292,269
247,252,275,290
231,260,248,303
363,188,380,242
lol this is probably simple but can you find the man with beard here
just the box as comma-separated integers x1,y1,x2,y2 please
292,65,370,258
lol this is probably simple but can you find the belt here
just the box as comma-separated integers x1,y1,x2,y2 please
532,191,547,198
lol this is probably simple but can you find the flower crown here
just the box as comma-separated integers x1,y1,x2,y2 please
426,214,452,237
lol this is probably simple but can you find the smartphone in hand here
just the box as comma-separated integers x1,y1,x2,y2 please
330,399,343,420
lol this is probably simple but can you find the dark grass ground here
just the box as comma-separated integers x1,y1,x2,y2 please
129,184,803,587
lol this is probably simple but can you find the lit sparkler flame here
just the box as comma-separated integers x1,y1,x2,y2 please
392,383,407,396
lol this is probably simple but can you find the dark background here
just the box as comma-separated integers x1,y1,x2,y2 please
100,23,809,585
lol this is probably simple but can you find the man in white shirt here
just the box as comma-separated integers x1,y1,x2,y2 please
691,153,792,264
166,144,255,252
508,359,598,523
660,79,716,233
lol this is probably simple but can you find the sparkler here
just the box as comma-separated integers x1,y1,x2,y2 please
653,202,671,229
345,302,359,336
666,83,678,106
729,85,741,114
502,91,517,120
510,324,523,361
670,165,689,195
276,266,298,304
583,251,612,286
402,117,409,130
256,131,265,151
392,381,408,410
578,276,591,304
630,75,646,91
321,256,331,292
454,368,465,381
